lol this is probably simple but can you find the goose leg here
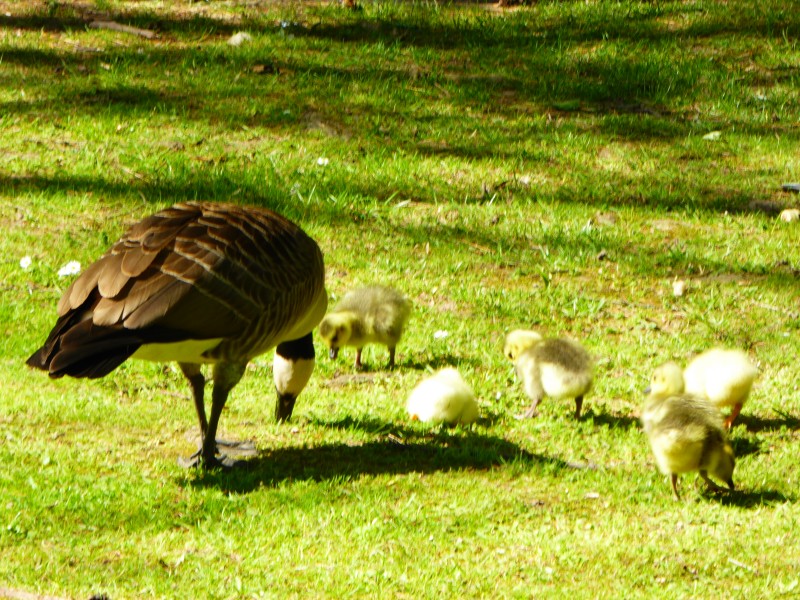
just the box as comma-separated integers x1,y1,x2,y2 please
179,361,251,469
178,362,255,468
387,346,396,369
179,362,207,434
355,348,363,370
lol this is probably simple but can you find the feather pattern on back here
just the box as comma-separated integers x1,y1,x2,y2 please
28,201,327,378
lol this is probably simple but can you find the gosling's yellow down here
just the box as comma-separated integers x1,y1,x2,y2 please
505,330,593,419
682,348,757,429
318,285,411,369
642,362,736,500
26,202,327,469
503,329,544,362
406,368,479,425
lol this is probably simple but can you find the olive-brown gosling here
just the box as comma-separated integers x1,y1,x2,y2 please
406,368,479,426
682,348,757,429
642,362,736,500
318,285,411,369
504,330,593,419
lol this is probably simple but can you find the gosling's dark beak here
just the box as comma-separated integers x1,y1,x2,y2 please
329,347,339,360
726,479,735,491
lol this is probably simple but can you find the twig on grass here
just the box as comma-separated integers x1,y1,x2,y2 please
89,20,158,39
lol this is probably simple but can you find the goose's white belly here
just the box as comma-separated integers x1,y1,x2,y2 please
132,338,224,364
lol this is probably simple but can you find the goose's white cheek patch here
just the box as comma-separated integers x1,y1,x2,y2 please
273,355,315,397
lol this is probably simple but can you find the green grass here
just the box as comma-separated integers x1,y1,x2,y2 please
2,0,800,598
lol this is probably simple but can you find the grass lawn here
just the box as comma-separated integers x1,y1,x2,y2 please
1,0,799,598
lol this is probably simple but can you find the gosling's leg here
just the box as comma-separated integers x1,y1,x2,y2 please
518,396,542,419
670,474,681,501
388,346,396,369
355,348,363,370
574,395,584,419
723,403,743,430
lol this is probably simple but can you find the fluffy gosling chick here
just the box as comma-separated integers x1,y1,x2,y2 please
642,362,736,500
318,285,411,369
682,348,757,429
506,330,593,419
406,368,479,426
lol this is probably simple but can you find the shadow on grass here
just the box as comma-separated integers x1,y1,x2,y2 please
4,4,799,149
718,487,795,508
186,428,565,492
587,410,641,430
317,354,479,381
729,435,762,460
737,412,800,433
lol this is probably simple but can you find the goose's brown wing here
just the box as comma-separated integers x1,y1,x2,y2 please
28,202,326,378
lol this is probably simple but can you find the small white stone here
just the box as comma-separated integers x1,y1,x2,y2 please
672,280,687,297
227,32,252,47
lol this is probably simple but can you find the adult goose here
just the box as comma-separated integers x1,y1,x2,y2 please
27,201,328,469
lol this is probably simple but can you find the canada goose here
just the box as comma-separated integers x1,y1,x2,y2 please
406,368,479,425
318,285,411,369
505,330,592,419
682,348,757,429
26,201,327,469
642,362,736,500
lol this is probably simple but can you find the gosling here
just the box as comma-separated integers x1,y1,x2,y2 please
642,362,736,500
406,368,479,426
505,330,593,419
318,285,411,369
682,348,757,429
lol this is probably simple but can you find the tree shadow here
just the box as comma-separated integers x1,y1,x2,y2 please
185,430,569,492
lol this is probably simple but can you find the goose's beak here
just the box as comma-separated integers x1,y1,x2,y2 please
329,347,339,360
275,392,296,423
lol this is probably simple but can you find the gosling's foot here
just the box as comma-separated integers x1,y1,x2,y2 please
515,410,539,420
